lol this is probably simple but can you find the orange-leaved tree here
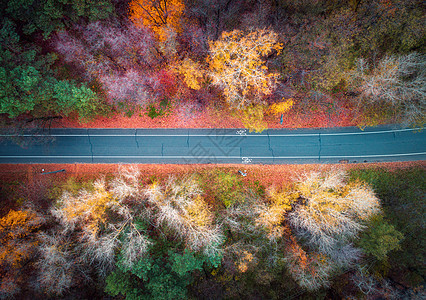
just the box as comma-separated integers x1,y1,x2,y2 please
129,0,184,42
285,236,334,291
0,209,44,267
207,29,283,109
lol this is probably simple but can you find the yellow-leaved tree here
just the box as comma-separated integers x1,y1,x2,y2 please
254,170,383,291
256,186,296,242
207,29,283,109
267,98,294,116
174,58,204,90
239,104,268,133
290,169,382,254
239,99,294,133
53,178,115,237
285,169,382,290
129,0,184,42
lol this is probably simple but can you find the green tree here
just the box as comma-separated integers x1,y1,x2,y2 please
359,216,404,261
51,80,101,121
1,0,114,37
0,66,39,117
169,249,205,276
350,168,425,285
107,248,214,300
0,19,103,120
105,269,143,300
207,171,245,208
142,261,189,300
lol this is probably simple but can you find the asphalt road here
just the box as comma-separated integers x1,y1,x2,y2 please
0,126,425,164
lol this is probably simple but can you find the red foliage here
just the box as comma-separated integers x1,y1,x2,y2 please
1,162,424,197
156,69,178,99
52,93,356,129
54,21,160,107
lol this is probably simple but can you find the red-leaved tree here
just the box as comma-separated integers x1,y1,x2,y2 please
54,21,176,107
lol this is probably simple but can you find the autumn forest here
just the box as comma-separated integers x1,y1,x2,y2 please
0,0,425,299
1,0,424,130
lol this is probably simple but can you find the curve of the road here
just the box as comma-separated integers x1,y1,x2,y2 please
0,125,425,164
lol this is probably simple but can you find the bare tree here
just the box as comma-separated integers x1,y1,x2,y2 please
50,178,117,235
351,265,379,296
285,236,334,291
119,224,152,269
350,53,425,125
145,175,224,257
351,265,403,299
110,165,143,203
77,229,118,277
283,170,381,290
35,231,76,296
289,170,381,254
50,167,152,275
54,21,162,107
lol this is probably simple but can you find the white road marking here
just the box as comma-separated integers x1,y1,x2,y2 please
1,152,425,159
0,127,423,137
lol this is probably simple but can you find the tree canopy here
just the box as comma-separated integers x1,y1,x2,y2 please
208,29,283,109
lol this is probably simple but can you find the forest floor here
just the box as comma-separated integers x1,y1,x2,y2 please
1,161,424,195
1,161,423,212
51,93,358,129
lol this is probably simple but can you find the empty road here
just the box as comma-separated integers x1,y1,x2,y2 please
0,126,425,164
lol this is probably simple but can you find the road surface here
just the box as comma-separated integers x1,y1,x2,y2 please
0,126,425,164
